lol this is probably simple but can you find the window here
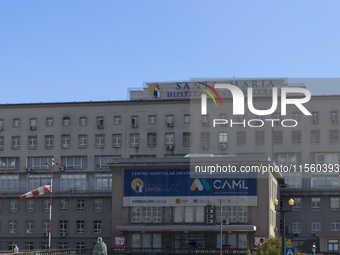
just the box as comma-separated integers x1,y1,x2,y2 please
42,220,49,235
330,198,340,211
184,114,191,124
0,157,18,170
0,175,19,191
27,157,52,170
173,207,205,223
311,220,321,232
45,135,54,149
0,136,4,150
166,115,174,127
113,134,122,148
311,130,320,144
95,156,117,169
202,115,209,126
201,132,210,147
46,118,54,127
132,234,141,248
26,220,34,234
331,220,340,231
273,131,283,144
183,132,191,147
131,207,162,223
130,134,139,148
76,220,85,234
43,199,50,213
148,115,156,125
93,221,102,234
58,243,68,249
255,131,265,145
131,116,139,128
30,118,37,130
59,220,68,234
77,199,85,212
60,174,86,190
292,198,302,211
328,240,339,252
330,130,339,144
113,116,121,126
0,119,3,131
27,175,51,190
60,199,68,212
312,112,319,124
78,135,88,149
311,152,339,164
24,242,34,250
292,131,301,144
28,136,37,150
165,133,174,146
292,220,301,233
62,117,70,127
236,131,246,145
79,117,87,126
330,111,338,124
26,200,34,213
11,136,21,150
76,243,85,249
61,135,71,149
95,134,105,148
94,174,112,190
9,220,17,233
238,234,248,249
94,199,103,212
147,133,157,147
13,118,20,128
97,116,104,128
10,200,18,212
61,156,87,170
174,234,204,249
311,198,321,211
219,132,228,148
293,112,301,121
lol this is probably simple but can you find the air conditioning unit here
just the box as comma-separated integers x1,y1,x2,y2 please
132,123,138,128
166,145,174,151
43,232,49,237
332,119,338,124
0,127,3,131
97,124,104,129
30,126,37,130
313,119,319,124
222,218,230,225
207,219,214,224
207,209,214,214
60,232,67,237
220,144,227,150
202,121,209,126
167,122,174,127
202,144,209,150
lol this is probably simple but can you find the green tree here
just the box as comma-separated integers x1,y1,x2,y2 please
255,237,300,255
245,249,251,255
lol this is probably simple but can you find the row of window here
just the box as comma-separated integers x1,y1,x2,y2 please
2,198,104,213
0,174,112,191
131,206,248,224
0,110,337,131
5,242,88,251
290,219,340,233
291,197,340,212
6,219,103,235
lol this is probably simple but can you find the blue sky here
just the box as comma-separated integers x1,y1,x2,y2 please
0,1,339,104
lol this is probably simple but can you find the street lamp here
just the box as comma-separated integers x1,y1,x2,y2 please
273,198,294,255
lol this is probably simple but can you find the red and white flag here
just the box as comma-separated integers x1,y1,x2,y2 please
20,185,51,199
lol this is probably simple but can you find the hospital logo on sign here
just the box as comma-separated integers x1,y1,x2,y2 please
149,83,162,98
131,178,144,193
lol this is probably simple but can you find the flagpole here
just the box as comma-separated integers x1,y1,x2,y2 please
48,158,55,255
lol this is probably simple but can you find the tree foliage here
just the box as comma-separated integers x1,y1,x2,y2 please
255,237,300,255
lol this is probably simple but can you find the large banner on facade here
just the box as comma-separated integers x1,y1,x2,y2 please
123,168,257,206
